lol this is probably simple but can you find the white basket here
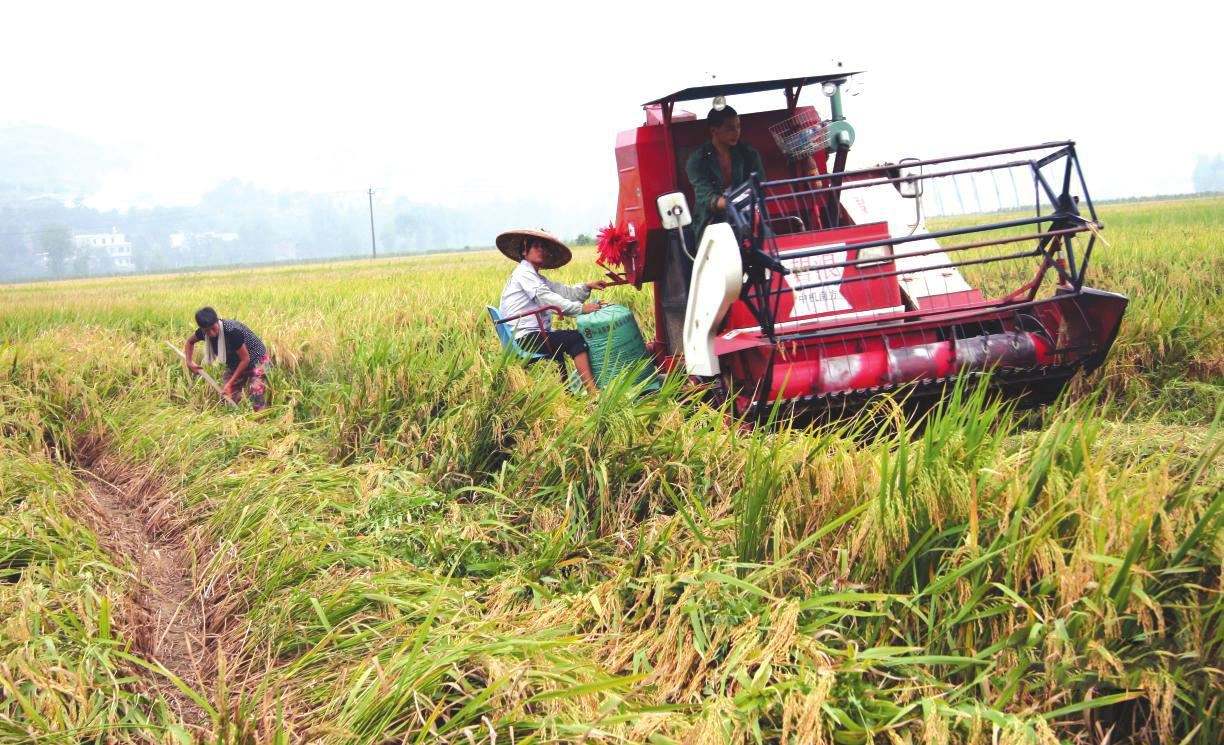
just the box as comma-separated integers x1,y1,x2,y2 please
769,110,829,160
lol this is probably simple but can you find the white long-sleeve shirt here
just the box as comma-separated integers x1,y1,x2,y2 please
499,259,591,338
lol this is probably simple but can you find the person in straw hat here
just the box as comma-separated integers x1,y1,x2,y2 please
497,229,608,394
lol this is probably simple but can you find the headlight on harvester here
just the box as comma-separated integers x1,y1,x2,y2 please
856,245,894,267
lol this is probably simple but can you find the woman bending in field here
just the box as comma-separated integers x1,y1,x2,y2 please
497,229,607,395
183,306,271,410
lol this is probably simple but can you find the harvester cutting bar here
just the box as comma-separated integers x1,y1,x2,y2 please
742,363,1085,419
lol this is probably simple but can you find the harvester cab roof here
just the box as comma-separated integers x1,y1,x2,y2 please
642,71,864,105
606,71,1128,418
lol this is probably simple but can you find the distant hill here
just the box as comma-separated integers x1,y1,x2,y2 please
0,124,121,203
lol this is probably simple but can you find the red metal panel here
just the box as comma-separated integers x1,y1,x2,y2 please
773,223,903,317
614,106,830,289
719,222,903,341
614,125,671,285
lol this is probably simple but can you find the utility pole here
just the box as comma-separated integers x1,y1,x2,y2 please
367,187,377,259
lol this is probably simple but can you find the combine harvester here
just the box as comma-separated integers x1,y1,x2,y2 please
601,71,1128,418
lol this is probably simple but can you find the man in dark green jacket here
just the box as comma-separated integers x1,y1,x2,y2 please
684,105,767,239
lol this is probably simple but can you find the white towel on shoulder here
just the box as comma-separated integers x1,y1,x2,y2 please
203,319,227,367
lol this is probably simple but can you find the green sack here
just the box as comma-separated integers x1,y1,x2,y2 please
576,304,659,391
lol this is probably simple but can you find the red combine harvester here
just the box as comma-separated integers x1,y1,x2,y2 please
603,72,1127,417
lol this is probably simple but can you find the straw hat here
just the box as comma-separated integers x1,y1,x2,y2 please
496,229,572,270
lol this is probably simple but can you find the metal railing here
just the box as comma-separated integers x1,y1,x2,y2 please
724,142,1100,341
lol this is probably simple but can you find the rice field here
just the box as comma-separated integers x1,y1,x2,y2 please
0,196,1220,743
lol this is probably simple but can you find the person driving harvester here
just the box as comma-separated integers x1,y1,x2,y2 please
685,104,768,239
686,102,820,238
497,229,608,395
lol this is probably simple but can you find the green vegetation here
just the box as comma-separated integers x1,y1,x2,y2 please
1,197,1220,742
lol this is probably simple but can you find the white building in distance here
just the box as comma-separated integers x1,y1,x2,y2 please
73,228,134,272
169,231,239,249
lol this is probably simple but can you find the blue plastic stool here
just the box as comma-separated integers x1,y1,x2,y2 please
486,306,546,361
486,305,582,392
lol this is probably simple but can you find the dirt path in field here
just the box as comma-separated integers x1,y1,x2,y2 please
69,436,213,730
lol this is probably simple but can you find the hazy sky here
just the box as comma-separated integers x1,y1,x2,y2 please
4,1,1219,217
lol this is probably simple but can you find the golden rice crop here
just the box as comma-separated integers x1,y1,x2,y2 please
0,196,1220,743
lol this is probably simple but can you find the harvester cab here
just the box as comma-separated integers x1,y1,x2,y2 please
604,71,1128,417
